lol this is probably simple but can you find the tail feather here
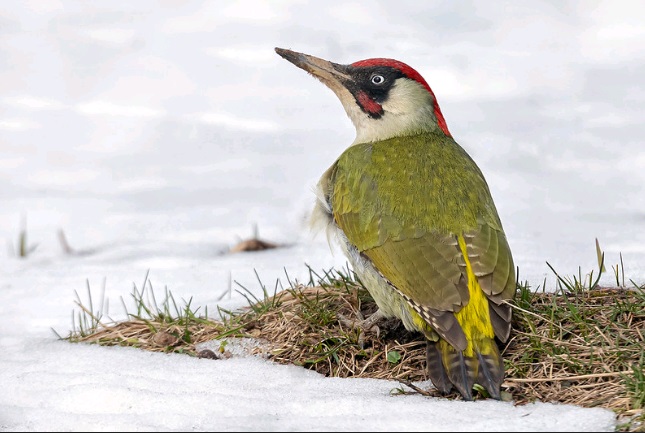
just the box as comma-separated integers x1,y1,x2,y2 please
452,350,476,401
426,341,452,394
476,349,504,400
438,340,475,401
428,338,503,401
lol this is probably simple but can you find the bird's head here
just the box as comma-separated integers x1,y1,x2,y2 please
275,47,450,144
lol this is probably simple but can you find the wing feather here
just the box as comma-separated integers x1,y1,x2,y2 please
328,133,516,343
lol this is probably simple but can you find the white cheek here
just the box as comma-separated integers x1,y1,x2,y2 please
383,80,435,116
347,80,438,145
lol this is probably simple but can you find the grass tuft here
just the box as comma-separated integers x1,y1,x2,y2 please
62,249,645,431
16,213,38,259
58,270,227,355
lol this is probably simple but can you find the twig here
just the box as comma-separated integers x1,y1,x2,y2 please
506,372,624,383
397,379,434,396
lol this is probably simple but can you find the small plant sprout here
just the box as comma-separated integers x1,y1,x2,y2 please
17,213,38,259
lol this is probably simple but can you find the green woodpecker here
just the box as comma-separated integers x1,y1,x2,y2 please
275,47,516,401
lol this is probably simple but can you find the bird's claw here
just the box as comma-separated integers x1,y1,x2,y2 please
338,310,385,348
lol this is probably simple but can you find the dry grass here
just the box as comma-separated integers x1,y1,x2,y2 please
64,267,645,432
504,285,645,431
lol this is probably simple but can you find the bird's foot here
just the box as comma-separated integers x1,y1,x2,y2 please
338,309,386,348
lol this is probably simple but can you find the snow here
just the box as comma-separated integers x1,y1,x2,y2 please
2,0,644,430
0,341,617,432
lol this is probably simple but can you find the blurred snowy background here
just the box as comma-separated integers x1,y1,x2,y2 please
0,1,643,430
2,0,644,290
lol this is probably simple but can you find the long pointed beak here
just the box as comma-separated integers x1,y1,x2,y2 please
275,47,352,89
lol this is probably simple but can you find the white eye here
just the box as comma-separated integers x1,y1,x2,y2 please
371,74,385,85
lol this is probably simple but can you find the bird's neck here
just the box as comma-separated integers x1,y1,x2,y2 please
351,106,443,145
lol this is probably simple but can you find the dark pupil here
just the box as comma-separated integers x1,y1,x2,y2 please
372,75,383,84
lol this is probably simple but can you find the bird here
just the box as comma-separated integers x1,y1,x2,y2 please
275,47,516,401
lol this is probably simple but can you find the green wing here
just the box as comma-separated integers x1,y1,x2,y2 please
329,132,515,343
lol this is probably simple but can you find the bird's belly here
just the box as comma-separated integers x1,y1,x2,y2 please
336,228,426,334
314,200,421,333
